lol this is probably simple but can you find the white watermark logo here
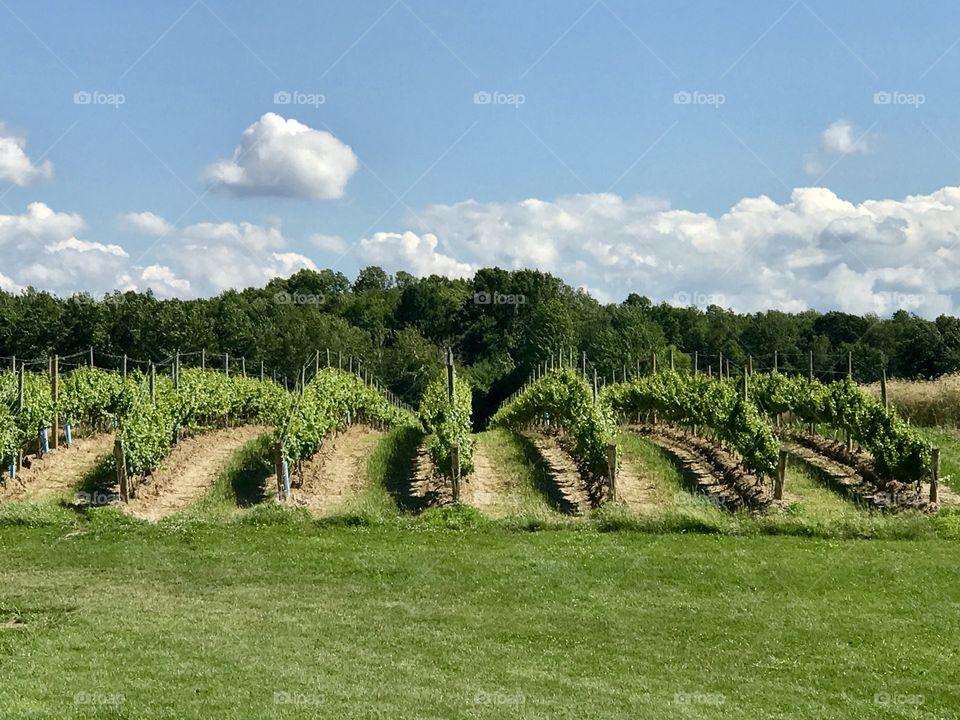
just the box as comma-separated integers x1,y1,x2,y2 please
673,90,725,107
672,290,726,308
874,691,925,706
674,691,726,706
274,90,326,108
74,691,125,706
75,491,121,506
274,291,325,306
473,90,526,107
473,689,525,706
274,691,324,706
873,90,925,108
74,90,126,108
474,291,526,306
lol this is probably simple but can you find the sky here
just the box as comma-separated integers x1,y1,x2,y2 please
2,0,960,316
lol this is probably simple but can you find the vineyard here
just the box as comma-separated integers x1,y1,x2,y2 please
0,346,953,523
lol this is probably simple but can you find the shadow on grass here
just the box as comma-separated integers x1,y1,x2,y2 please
380,426,426,512
511,432,580,515
229,434,277,507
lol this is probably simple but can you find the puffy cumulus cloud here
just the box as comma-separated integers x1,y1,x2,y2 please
357,231,475,278
203,113,358,199
804,119,872,176
0,203,131,294
139,216,316,295
0,123,53,185
120,211,174,236
0,204,315,298
821,119,869,155
358,187,960,318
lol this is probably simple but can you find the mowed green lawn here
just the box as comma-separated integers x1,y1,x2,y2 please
1,523,958,719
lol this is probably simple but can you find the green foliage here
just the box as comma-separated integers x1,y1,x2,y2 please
751,372,931,481
279,368,416,465
118,370,289,477
0,370,55,468
418,372,474,477
601,370,780,477
490,368,615,479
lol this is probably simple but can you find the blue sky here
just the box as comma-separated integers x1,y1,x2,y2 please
2,0,960,315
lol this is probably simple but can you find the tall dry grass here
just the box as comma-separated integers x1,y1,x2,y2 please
862,374,960,427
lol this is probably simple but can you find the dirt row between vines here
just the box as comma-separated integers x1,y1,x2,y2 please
288,424,382,515
0,433,115,503
124,426,271,521
628,425,770,509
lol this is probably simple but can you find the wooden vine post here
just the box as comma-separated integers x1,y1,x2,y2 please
115,437,129,502
274,441,285,502
50,354,59,450
931,448,941,504
15,364,23,471
693,350,698,374
774,450,787,500
607,443,618,501
149,362,156,403
446,348,460,503
880,368,888,408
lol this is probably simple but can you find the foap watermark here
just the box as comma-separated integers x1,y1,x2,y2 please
875,291,925,311
73,90,126,108
672,290,726,308
673,90,725,107
674,691,726,706
75,491,121,506
274,691,324,706
473,90,525,107
873,90,925,108
74,691,125,706
473,689,525,706
274,90,326,108
274,291,325,306
474,290,526,306
874,691,925,706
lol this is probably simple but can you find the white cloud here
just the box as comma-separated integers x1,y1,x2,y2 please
0,123,53,186
0,204,314,298
354,186,960,317
821,119,869,155
203,113,358,199
803,119,872,176
8,184,960,319
357,231,475,278
120,211,174,236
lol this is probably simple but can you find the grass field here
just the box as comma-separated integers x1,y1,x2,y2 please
2,428,960,718
1,523,958,719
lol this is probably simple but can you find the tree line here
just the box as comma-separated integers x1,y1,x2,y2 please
1,266,957,425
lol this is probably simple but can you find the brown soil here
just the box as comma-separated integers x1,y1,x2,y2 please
630,424,770,510
460,439,515,517
288,424,383,515
611,453,667,513
124,425,270,521
0,434,114,503
522,432,591,514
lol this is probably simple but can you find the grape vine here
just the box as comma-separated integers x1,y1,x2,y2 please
490,368,615,480
418,373,474,477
